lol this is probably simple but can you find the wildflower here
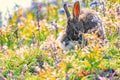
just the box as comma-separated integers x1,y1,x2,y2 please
59,8,65,14
54,60,61,67
81,2,85,8
21,64,28,75
16,18,20,23
0,66,3,74
50,21,58,31
89,1,100,7
115,22,120,35
3,44,8,50
78,71,84,77
38,69,45,77
34,66,40,72
51,21,57,27
8,70,15,80
40,46,48,50
99,77,108,80
116,6,120,15
91,17,101,23
50,0,58,5
52,45,57,51
29,2,37,11
59,61,66,69
23,13,26,17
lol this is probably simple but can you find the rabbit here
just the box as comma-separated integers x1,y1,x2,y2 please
57,1,105,50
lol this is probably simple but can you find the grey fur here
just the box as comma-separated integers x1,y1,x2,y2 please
57,1,105,50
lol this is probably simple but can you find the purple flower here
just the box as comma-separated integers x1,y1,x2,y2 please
29,2,38,11
59,8,65,14
23,13,27,17
21,64,28,75
81,2,86,8
54,60,61,67
89,1,100,7
0,66,3,74
91,17,101,23
40,46,48,50
8,70,14,80
50,0,58,5
52,45,57,51
16,18,20,23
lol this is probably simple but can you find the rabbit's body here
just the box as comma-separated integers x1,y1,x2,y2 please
57,1,105,50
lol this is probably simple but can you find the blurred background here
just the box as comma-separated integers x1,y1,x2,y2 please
0,0,98,27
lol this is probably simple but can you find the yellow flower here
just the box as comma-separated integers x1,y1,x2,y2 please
84,60,91,68
110,0,117,3
48,77,57,80
93,45,102,54
59,62,66,70
27,13,33,20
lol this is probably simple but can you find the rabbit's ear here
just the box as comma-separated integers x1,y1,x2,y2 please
73,1,80,18
64,3,71,20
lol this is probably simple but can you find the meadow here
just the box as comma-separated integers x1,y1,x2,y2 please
0,0,120,80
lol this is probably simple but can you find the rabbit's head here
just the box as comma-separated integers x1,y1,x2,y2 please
64,1,103,41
